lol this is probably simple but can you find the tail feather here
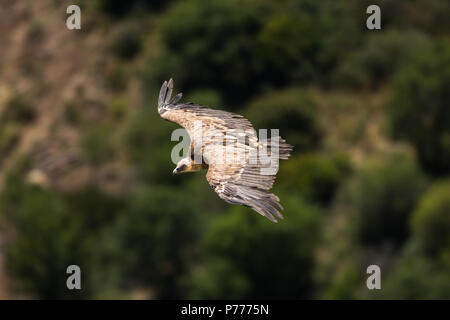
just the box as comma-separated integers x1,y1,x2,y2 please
239,185,285,223
259,136,293,160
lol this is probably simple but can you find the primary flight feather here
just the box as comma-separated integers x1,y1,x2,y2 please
157,79,293,222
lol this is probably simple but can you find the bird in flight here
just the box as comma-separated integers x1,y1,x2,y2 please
157,79,293,222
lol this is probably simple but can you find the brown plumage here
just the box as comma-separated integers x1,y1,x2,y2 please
157,79,293,222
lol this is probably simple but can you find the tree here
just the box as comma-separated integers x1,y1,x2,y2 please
411,180,450,259
185,194,323,299
389,41,450,175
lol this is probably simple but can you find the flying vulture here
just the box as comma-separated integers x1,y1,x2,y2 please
157,79,293,222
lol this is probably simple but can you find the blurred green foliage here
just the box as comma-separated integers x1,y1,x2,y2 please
278,153,351,205
334,30,432,88
411,180,450,260
0,94,35,161
389,41,450,175
116,186,201,298
244,88,320,152
342,152,428,248
381,245,450,299
359,0,450,34
110,22,142,60
94,0,172,18
81,125,115,165
151,0,362,105
1,94,35,124
105,66,128,91
185,195,323,299
0,161,125,298
0,124,20,158
379,180,450,299
123,107,182,184
185,89,223,109
5,185,86,298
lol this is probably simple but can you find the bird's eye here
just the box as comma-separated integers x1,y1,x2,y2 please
179,164,187,171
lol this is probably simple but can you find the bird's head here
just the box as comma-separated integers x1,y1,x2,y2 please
173,157,203,175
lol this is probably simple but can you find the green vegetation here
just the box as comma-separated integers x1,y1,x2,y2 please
334,30,432,88
152,0,362,105
343,152,428,248
185,196,323,299
0,163,125,298
116,186,201,298
1,94,35,124
110,22,142,60
244,88,320,153
81,125,115,165
412,181,450,259
379,180,450,299
389,41,450,175
278,153,351,205
0,94,35,160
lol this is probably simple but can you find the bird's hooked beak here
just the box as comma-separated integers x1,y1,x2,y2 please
173,163,188,175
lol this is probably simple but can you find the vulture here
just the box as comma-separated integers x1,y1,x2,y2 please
158,79,292,222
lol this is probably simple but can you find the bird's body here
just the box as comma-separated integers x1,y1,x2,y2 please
158,79,292,222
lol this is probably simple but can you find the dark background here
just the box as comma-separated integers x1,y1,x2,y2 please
0,0,449,299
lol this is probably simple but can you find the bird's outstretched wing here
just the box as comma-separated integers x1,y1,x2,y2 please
158,79,293,222
158,78,253,134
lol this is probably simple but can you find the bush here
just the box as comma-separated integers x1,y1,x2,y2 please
185,194,323,299
381,250,450,299
63,101,82,125
108,98,126,120
182,257,250,299
319,263,361,300
341,152,427,248
1,94,35,124
185,89,223,108
356,0,450,34
0,181,86,298
123,108,183,184
155,0,270,105
411,181,450,259
334,30,431,88
0,124,20,156
105,66,128,91
25,20,44,44
278,152,351,205
152,0,361,104
389,41,450,175
110,22,142,60
63,99,112,127
0,169,125,298
0,94,35,160
95,0,172,18
244,88,321,153
116,186,201,298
